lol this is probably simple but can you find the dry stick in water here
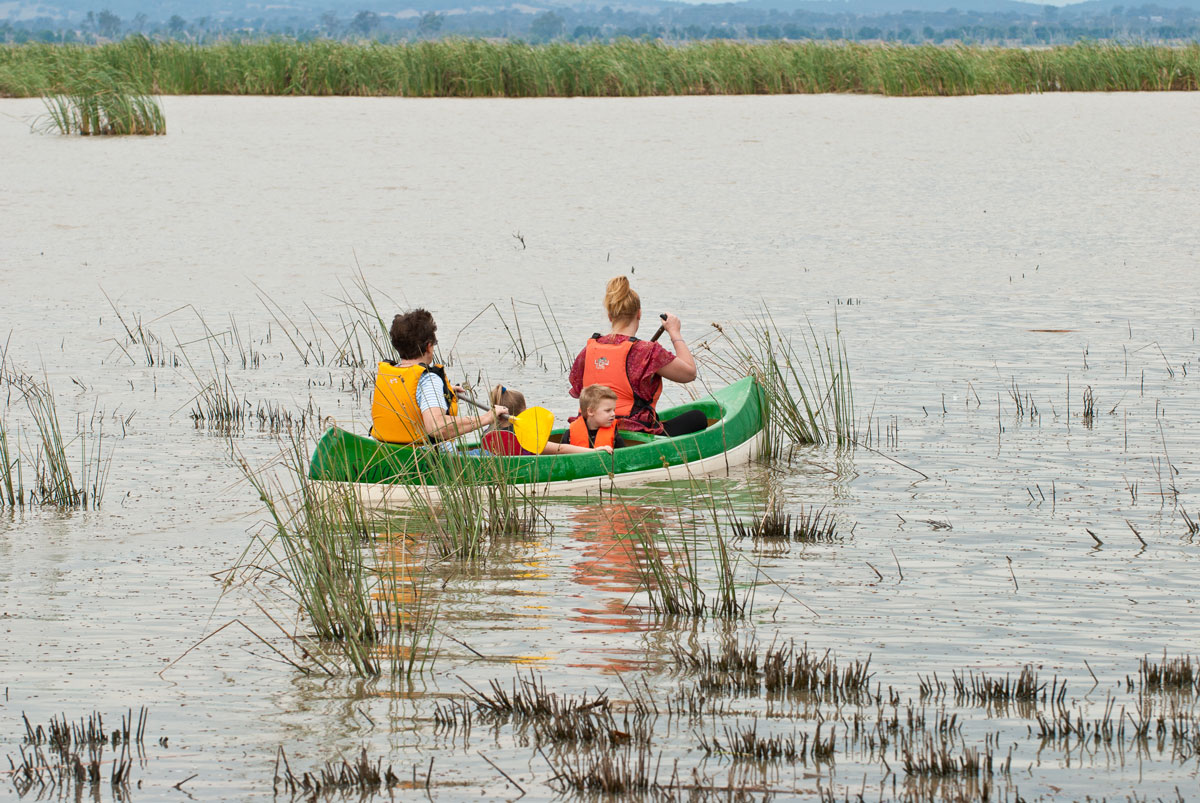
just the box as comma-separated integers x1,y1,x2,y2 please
1006,557,1018,591
1126,520,1147,548
478,751,525,797
251,600,336,677
1086,528,1103,547
891,548,903,582
1084,659,1100,688
159,619,310,677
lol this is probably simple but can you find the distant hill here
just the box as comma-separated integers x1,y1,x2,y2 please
7,0,1200,30
1062,0,1200,11
737,0,1041,13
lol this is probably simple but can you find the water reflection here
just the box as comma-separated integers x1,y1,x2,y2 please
562,502,669,674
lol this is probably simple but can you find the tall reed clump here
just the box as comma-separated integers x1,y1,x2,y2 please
37,66,164,136
0,417,19,508
2,40,1198,99
703,309,854,454
614,484,749,619
232,432,437,678
0,371,111,510
402,445,544,561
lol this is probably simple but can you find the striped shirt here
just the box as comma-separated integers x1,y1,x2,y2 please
415,371,448,413
415,370,455,450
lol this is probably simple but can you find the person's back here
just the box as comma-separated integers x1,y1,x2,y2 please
371,309,505,444
568,276,706,438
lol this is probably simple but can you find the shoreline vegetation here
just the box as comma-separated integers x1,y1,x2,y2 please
1,39,1198,98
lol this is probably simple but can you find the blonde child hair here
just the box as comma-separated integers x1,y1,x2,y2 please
579,384,618,418
489,384,526,428
603,276,641,325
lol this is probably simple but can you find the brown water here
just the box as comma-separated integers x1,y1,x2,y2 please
2,93,1200,801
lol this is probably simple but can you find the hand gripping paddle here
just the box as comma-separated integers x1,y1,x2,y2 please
650,313,669,343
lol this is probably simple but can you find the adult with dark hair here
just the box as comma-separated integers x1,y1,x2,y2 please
371,308,506,444
568,276,707,438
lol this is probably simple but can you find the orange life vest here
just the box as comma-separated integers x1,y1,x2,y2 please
580,335,661,418
569,417,615,449
370,362,458,444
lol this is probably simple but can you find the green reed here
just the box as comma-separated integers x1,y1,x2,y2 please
614,483,748,619
233,431,439,678
0,371,112,509
402,443,544,561
35,65,165,135
0,417,20,507
3,40,1198,98
704,310,854,453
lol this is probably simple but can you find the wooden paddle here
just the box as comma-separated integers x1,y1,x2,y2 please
650,312,668,343
460,395,555,455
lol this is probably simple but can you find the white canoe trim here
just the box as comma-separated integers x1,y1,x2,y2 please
315,430,764,510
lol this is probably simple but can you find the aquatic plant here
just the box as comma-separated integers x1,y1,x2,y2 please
37,68,165,136
1139,651,1200,694
951,664,1053,707
0,370,111,510
101,291,182,367
273,746,401,798
613,492,748,620
11,709,146,797
3,40,1199,99
762,640,874,703
669,634,875,708
397,442,546,561
0,416,19,508
697,720,800,764
670,633,761,694
704,309,854,452
731,500,841,544
231,432,438,678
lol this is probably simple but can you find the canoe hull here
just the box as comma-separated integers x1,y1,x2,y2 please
320,427,762,508
308,376,764,506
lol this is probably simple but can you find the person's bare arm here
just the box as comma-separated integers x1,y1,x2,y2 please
421,406,505,441
541,441,611,455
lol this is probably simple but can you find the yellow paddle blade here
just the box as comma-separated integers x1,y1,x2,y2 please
510,406,554,455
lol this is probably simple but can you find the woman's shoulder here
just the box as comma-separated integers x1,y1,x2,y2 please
630,339,675,369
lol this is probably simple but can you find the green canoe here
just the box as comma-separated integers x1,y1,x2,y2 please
309,375,764,503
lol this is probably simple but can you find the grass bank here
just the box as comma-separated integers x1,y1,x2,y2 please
1,38,1198,97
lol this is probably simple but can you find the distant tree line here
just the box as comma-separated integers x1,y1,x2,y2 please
3,2,1199,45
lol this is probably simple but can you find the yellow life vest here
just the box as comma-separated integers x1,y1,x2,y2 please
370,362,458,444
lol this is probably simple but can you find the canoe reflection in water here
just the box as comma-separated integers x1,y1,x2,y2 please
565,502,673,674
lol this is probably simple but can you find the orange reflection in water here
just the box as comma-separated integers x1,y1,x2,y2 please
566,502,668,674
369,533,425,667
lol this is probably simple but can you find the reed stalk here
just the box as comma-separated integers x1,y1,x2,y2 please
402,444,544,561
36,67,165,135
612,481,748,619
232,431,439,678
4,40,1199,98
4,371,112,509
704,309,854,454
0,420,20,508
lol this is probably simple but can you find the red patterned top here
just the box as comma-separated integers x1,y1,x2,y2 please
569,334,677,434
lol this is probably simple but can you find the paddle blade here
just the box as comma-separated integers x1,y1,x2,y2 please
510,407,554,455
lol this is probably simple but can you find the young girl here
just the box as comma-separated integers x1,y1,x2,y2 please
484,385,612,456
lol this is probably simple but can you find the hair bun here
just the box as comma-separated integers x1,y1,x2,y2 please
604,276,640,324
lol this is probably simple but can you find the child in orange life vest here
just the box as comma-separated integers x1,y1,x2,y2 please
487,385,612,455
568,385,628,450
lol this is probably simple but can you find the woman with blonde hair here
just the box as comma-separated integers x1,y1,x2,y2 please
567,276,707,438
